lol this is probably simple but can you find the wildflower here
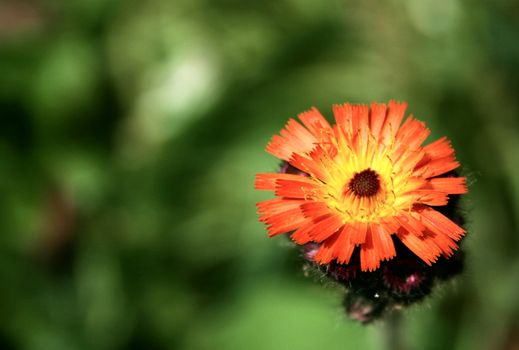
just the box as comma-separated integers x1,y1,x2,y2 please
255,101,467,272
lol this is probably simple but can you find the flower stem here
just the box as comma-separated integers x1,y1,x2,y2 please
385,310,407,350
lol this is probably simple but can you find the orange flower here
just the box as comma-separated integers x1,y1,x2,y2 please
255,101,467,272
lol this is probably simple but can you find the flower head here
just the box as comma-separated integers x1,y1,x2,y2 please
255,101,467,272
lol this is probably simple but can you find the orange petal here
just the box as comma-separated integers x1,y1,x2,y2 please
308,215,344,242
266,216,310,237
429,177,467,194
274,178,319,198
417,206,465,241
333,103,354,137
261,208,305,235
265,118,319,161
423,229,458,258
290,219,320,244
371,224,396,261
414,191,449,206
395,214,427,237
380,100,407,144
414,137,458,176
257,198,305,215
255,173,315,191
259,206,301,224
360,227,381,272
380,218,401,235
392,118,429,167
300,202,330,218
369,103,387,139
298,107,332,137
396,117,429,150
350,221,368,244
289,153,329,180
285,118,318,147
396,227,441,265
335,225,356,264
423,137,454,160
414,157,460,178
394,148,426,174
353,105,369,135
314,230,342,264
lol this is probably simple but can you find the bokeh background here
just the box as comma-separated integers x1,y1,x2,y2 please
1,0,519,349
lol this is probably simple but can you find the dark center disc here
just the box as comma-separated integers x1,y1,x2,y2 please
348,169,380,197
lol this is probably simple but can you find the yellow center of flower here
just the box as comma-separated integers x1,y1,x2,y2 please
307,136,414,224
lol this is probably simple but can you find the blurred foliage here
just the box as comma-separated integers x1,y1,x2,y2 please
1,0,519,349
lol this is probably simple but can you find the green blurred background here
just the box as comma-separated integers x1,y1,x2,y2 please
1,0,519,349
